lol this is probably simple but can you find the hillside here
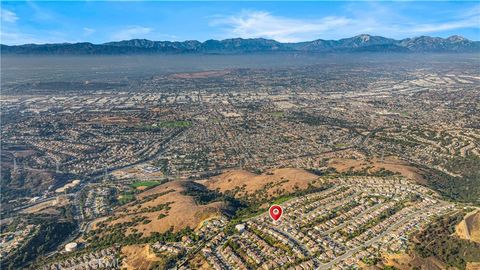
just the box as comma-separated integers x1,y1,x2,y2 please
456,209,480,244
121,244,164,270
328,156,426,183
88,181,225,242
200,168,322,199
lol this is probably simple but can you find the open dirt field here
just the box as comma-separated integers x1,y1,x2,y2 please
456,209,480,243
201,168,321,198
103,181,224,236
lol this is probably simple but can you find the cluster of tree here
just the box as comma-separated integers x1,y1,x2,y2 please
1,219,77,270
338,167,399,177
1,167,37,205
88,226,195,249
289,111,360,130
411,211,480,270
307,167,337,176
421,155,480,205
181,181,239,206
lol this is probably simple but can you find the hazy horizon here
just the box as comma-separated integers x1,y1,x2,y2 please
3,53,479,87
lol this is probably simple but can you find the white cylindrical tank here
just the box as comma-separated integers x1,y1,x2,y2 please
65,242,78,252
235,224,246,233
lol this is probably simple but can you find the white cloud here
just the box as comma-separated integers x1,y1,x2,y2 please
112,26,153,40
211,10,352,42
83,27,96,36
27,1,54,21
1,9,19,23
0,30,61,45
1,25,76,45
462,3,480,18
408,6,480,34
210,7,480,41
410,19,480,34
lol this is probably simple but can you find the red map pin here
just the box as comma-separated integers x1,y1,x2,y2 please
269,205,283,221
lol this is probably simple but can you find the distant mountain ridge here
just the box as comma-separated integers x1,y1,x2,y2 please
1,34,479,54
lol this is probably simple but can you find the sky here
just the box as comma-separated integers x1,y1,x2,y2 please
1,1,479,45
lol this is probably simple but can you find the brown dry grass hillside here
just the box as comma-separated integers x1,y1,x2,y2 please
121,244,163,270
467,262,480,270
328,156,425,183
95,181,225,237
201,168,322,199
383,252,448,270
88,168,323,246
456,209,480,244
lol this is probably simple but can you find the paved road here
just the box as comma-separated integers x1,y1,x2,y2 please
12,196,58,212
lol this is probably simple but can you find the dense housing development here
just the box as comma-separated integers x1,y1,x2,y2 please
1,51,480,269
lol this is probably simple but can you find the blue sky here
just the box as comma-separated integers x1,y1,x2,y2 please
1,1,479,45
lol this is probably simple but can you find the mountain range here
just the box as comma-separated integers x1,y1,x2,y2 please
1,34,479,55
